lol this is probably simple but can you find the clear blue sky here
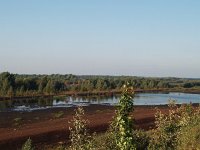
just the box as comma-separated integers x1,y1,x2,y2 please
0,0,199,77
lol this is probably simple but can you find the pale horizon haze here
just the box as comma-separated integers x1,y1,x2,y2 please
0,1,200,78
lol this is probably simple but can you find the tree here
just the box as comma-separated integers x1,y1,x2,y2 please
96,79,103,90
19,86,25,96
45,80,53,94
110,83,136,150
7,87,14,98
0,72,15,96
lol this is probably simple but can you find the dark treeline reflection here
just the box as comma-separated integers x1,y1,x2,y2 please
0,95,119,111
1,92,199,112
0,97,53,111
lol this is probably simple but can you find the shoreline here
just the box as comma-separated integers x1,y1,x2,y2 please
1,88,200,101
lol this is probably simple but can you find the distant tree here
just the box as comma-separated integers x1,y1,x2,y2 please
7,87,14,98
183,83,193,88
45,80,53,94
0,72,15,96
19,86,25,96
96,79,103,90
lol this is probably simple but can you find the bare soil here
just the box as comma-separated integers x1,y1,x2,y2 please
0,104,170,150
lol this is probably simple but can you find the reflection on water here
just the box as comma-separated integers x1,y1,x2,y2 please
0,92,199,112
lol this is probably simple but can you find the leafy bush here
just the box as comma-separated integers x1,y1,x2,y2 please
90,132,112,150
177,123,200,150
68,107,94,150
177,105,200,150
21,138,33,150
133,130,150,150
55,145,66,150
109,84,136,150
148,102,200,150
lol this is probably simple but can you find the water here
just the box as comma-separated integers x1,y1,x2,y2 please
0,92,199,112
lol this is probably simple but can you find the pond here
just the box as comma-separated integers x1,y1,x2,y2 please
0,92,199,112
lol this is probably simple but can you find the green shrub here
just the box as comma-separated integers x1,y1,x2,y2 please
109,84,136,150
133,130,150,150
68,107,94,150
148,102,200,150
177,124,200,150
52,111,64,119
91,132,112,150
21,138,33,150
13,117,23,126
55,145,66,150
177,105,200,150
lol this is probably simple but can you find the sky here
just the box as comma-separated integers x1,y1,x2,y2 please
0,0,200,78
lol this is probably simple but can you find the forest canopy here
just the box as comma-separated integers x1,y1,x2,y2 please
0,72,200,97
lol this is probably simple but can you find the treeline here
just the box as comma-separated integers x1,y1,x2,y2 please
0,72,200,97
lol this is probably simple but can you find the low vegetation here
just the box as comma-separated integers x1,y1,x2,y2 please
13,117,23,127
21,138,33,150
148,101,200,150
52,111,64,119
68,107,95,150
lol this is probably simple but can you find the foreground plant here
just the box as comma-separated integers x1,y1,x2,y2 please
109,83,135,150
177,104,200,150
69,107,94,150
21,138,33,150
148,101,200,150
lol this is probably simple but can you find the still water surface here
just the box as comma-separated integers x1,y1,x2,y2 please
0,92,199,112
